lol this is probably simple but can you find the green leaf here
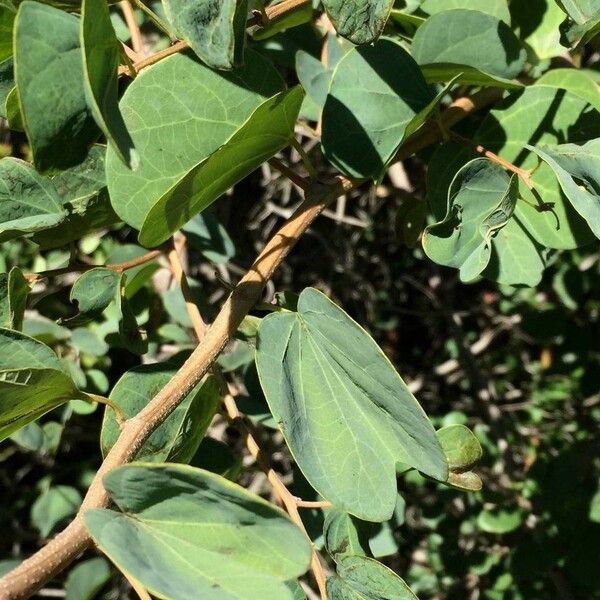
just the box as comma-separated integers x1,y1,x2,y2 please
163,0,247,69
81,0,138,169
436,425,483,471
537,68,600,111
321,0,394,44
140,86,303,247
420,0,510,23
0,2,15,63
69,268,120,319
510,0,565,60
31,484,81,537
324,510,369,562
557,0,600,46
190,436,242,480
115,274,147,354
255,287,447,521
65,557,111,600
32,146,119,248
423,158,519,283
0,158,66,242
477,507,523,534
101,363,220,463
327,555,417,600
411,9,526,85
0,327,65,372
182,212,235,264
0,367,86,440
321,39,437,180
0,267,28,330
252,0,313,40
105,50,300,247
14,1,98,172
0,57,14,119
84,464,312,600
528,140,600,239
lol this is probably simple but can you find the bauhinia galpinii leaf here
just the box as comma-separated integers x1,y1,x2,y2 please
162,0,248,69
84,464,312,600
14,1,98,172
0,329,87,441
321,0,394,44
106,50,303,247
256,288,447,522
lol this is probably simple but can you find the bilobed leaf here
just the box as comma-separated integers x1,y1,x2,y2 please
31,485,81,537
322,0,394,44
327,555,417,600
69,268,120,319
256,288,447,521
0,158,66,242
163,0,248,69
139,86,303,247
411,9,526,86
321,39,437,180
65,558,111,600
528,140,600,239
0,367,86,441
421,0,510,22
14,1,98,172
423,159,518,283
106,50,300,247
101,363,220,463
81,0,138,169
84,464,312,600
0,267,28,330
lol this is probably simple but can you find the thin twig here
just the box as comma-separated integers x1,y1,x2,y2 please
120,0,144,56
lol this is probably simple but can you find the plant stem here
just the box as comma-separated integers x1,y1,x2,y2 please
291,137,319,180
120,0,144,56
130,0,176,41
84,394,126,426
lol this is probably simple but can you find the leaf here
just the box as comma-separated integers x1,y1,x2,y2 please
0,57,13,119
324,510,369,562
510,0,565,60
252,0,313,40
115,274,147,354
163,0,248,69
65,557,112,600
321,0,394,44
0,2,15,63
80,0,138,169
528,140,600,239
14,1,98,172
182,212,235,264
537,68,600,111
557,0,600,46
411,9,526,85
142,86,303,246
477,507,523,534
0,158,66,242
327,555,417,600
0,367,85,441
32,146,118,248
446,471,483,491
106,50,301,247
255,287,447,521
0,266,28,329
321,39,439,180
84,464,312,600
69,268,121,320
0,327,66,372
101,363,220,463
420,0,510,23
436,425,482,471
31,485,81,537
190,436,242,480
423,158,519,283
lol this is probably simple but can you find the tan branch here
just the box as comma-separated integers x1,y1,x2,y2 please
120,0,144,56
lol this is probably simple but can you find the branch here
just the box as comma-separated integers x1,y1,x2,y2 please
120,0,144,56
0,89,500,600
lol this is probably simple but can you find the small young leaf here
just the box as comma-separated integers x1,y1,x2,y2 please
327,555,417,600
0,267,28,330
0,158,66,242
411,9,526,85
256,288,447,521
528,140,600,239
14,1,98,172
477,507,524,534
163,0,248,70
69,268,121,319
81,0,138,169
436,424,483,471
423,158,518,283
322,0,394,44
324,510,369,562
101,363,220,463
84,464,312,600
